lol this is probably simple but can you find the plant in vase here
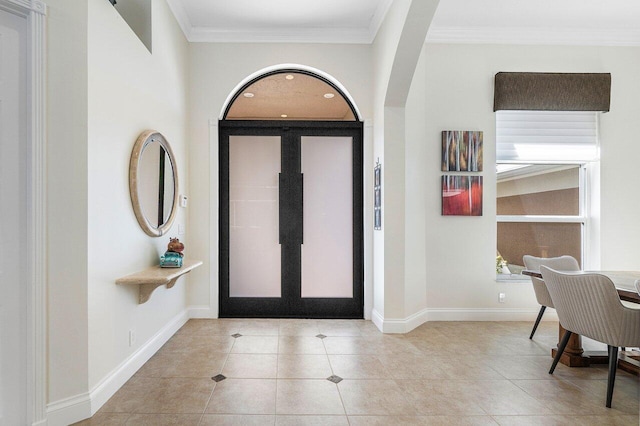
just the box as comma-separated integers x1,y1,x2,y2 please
496,254,509,274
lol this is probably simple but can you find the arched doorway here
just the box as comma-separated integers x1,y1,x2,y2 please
219,67,363,318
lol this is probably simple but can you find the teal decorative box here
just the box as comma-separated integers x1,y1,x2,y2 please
160,251,183,268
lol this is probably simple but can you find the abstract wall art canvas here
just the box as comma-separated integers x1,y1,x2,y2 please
442,175,483,216
441,130,483,172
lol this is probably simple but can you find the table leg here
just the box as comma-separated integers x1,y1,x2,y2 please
619,350,640,375
551,324,639,375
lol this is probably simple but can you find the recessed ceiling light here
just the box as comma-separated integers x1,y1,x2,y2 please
243,92,254,98
285,74,294,80
281,114,288,118
324,93,335,99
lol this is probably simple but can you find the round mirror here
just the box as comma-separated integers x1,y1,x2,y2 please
129,130,179,237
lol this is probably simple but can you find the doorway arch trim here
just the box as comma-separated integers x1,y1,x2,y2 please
219,63,363,122
0,0,48,423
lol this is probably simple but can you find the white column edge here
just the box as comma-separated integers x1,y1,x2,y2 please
209,120,219,317
7,0,50,423
363,119,373,320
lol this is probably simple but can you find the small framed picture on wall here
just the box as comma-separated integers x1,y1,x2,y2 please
441,130,483,172
441,175,483,216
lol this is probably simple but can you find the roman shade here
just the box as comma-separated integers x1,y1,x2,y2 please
496,110,598,162
494,72,611,112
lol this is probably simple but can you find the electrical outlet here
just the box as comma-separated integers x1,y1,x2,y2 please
499,293,506,303
129,330,136,346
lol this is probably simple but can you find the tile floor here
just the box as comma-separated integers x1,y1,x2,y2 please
78,319,639,425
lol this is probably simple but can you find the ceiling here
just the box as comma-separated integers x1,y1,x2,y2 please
226,72,356,121
166,0,640,45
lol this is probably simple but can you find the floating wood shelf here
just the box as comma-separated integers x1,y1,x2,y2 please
116,259,203,304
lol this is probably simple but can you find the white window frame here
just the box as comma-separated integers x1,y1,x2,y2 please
496,162,590,282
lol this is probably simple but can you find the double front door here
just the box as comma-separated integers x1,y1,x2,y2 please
219,121,363,318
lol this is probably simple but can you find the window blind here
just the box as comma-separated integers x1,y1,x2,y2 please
496,110,598,162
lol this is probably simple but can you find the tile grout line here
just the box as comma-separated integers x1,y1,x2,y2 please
323,332,350,419
198,326,232,423
95,320,638,423
198,328,237,419
323,334,334,375
275,324,280,417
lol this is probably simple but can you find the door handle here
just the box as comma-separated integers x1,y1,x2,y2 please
278,173,283,245
300,173,303,245
278,173,304,246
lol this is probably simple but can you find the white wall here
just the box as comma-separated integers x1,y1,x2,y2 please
87,0,189,391
598,49,640,269
45,0,190,422
371,0,439,327
404,46,429,318
370,0,413,321
403,43,640,318
187,43,373,317
46,0,89,404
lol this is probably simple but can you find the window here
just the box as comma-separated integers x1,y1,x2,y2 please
496,164,586,279
495,111,598,280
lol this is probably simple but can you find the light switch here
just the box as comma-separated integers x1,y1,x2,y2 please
178,223,185,235
179,194,188,208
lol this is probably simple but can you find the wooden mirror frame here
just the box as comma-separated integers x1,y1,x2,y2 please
129,130,179,237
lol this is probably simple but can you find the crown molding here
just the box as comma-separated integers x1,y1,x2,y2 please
165,1,640,46
166,0,385,44
0,0,45,16
427,26,640,47
165,0,193,41
368,0,393,43
188,27,372,44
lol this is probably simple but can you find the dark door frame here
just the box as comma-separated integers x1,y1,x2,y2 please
219,120,364,318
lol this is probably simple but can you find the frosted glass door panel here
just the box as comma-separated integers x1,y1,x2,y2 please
229,136,281,297
301,137,353,298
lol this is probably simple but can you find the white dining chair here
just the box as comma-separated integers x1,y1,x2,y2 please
540,266,640,408
522,255,580,339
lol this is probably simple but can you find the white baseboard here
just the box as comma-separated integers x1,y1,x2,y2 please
371,307,558,334
371,307,428,333
46,309,190,426
46,392,90,426
370,308,384,332
426,308,558,322
188,304,218,318
88,309,189,413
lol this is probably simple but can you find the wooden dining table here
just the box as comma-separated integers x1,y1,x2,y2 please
522,270,640,375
